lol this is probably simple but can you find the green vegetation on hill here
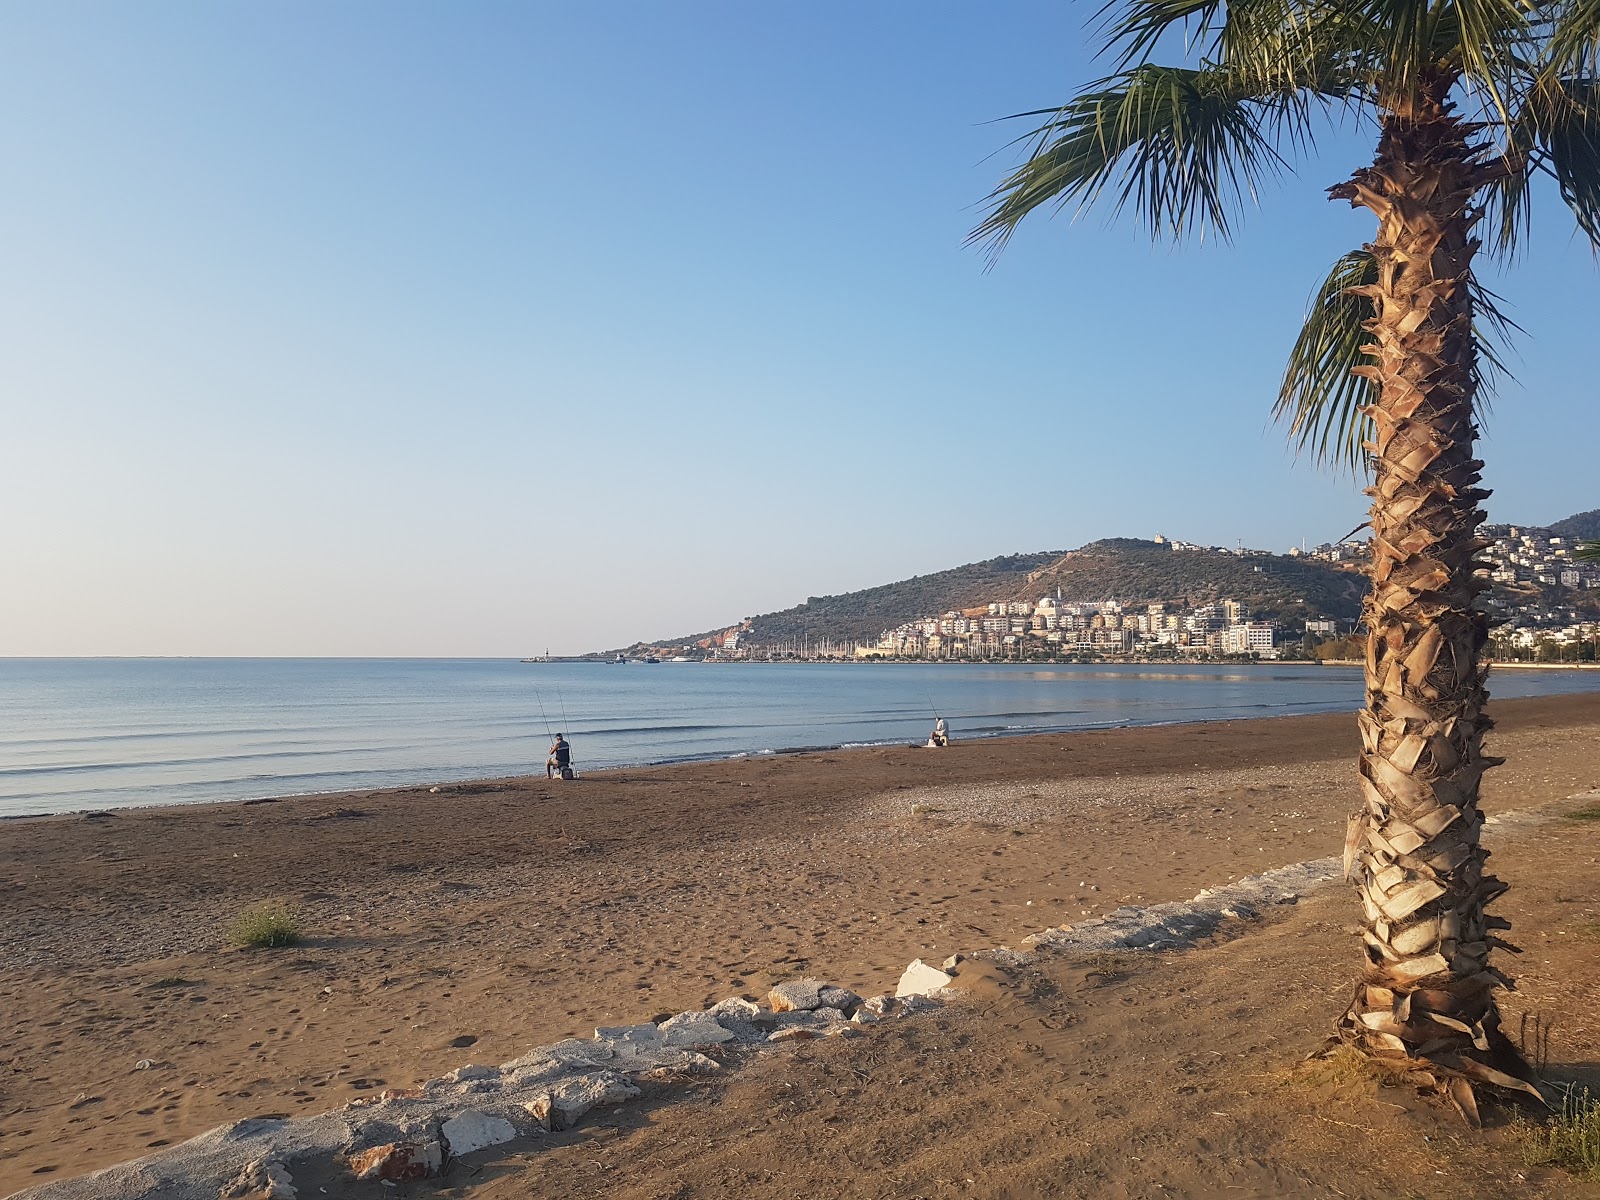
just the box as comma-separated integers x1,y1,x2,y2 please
1546,509,1600,542
1011,539,1367,624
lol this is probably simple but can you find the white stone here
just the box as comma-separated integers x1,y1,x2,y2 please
862,994,896,1015
767,979,824,1012
817,985,861,1012
941,954,965,971
895,959,954,998
448,1064,499,1083
440,1110,517,1157
595,1023,663,1046
851,1009,880,1025
659,1010,737,1047
524,1071,640,1132
709,996,761,1020
220,1158,297,1199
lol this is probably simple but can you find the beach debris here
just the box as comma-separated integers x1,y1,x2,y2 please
447,1064,499,1084
219,1158,296,1200
767,979,824,1011
524,1071,640,1132
709,996,761,1020
817,985,861,1012
895,959,955,998
440,1110,517,1157
767,1026,818,1042
1025,858,1341,955
862,994,897,1016
659,1010,737,1047
346,1139,442,1182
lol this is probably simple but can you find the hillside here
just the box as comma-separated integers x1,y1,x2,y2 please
1545,508,1600,542
610,553,1061,654
614,543,1362,655
1009,539,1368,624
745,552,1064,646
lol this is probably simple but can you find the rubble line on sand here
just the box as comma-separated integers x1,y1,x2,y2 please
14,795,1588,1200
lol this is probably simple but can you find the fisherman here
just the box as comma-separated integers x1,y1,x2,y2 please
547,733,572,779
930,716,949,748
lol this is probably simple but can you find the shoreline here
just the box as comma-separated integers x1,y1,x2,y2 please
10,660,1600,823
4,693,1600,1190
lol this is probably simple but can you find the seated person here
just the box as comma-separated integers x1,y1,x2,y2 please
547,734,572,778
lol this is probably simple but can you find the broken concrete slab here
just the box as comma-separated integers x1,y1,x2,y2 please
767,979,824,1011
440,1110,518,1157
895,959,955,998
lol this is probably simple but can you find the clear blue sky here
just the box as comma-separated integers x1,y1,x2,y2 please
1,2,1594,656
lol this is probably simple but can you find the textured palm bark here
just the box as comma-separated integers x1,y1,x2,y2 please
1328,80,1537,1121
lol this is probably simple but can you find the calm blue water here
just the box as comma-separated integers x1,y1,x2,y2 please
3,659,1599,818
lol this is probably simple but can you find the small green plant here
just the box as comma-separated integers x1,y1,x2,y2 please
910,803,942,816
230,901,303,949
1521,1085,1600,1179
1568,805,1600,822
150,976,195,988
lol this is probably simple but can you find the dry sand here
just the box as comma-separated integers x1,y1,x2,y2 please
2,694,1599,1197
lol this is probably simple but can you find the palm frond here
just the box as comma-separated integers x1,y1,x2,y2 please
1548,0,1600,75
1274,249,1380,470
969,64,1307,254
1347,0,1435,101
1446,0,1538,119
1274,249,1518,470
1533,76,1600,245
1098,0,1228,66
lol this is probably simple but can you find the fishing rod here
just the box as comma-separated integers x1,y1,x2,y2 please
556,687,573,737
533,690,554,739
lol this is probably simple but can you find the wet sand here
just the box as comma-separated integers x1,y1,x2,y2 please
3,693,1599,1194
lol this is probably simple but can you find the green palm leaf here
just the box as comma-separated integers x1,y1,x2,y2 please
1274,249,1519,470
969,64,1307,255
1548,0,1600,74
1485,73,1600,253
1274,250,1379,470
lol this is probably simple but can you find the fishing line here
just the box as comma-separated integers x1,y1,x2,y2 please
534,690,554,738
556,688,573,737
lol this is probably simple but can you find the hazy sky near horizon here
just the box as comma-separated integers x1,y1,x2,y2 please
2,3,1596,657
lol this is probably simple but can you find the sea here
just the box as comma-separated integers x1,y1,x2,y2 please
3,658,1599,819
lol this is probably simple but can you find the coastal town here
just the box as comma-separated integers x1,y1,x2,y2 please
644,526,1600,664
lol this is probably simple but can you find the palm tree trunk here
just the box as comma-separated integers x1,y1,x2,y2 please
1328,83,1535,1120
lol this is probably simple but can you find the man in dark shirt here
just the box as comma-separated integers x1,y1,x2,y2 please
547,734,572,779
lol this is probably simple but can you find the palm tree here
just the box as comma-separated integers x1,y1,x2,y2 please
972,0,1599,1119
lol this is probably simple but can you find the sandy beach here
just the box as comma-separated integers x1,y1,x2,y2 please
3,694,1599,1197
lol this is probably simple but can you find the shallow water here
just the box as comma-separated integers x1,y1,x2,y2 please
3,658,1598,817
